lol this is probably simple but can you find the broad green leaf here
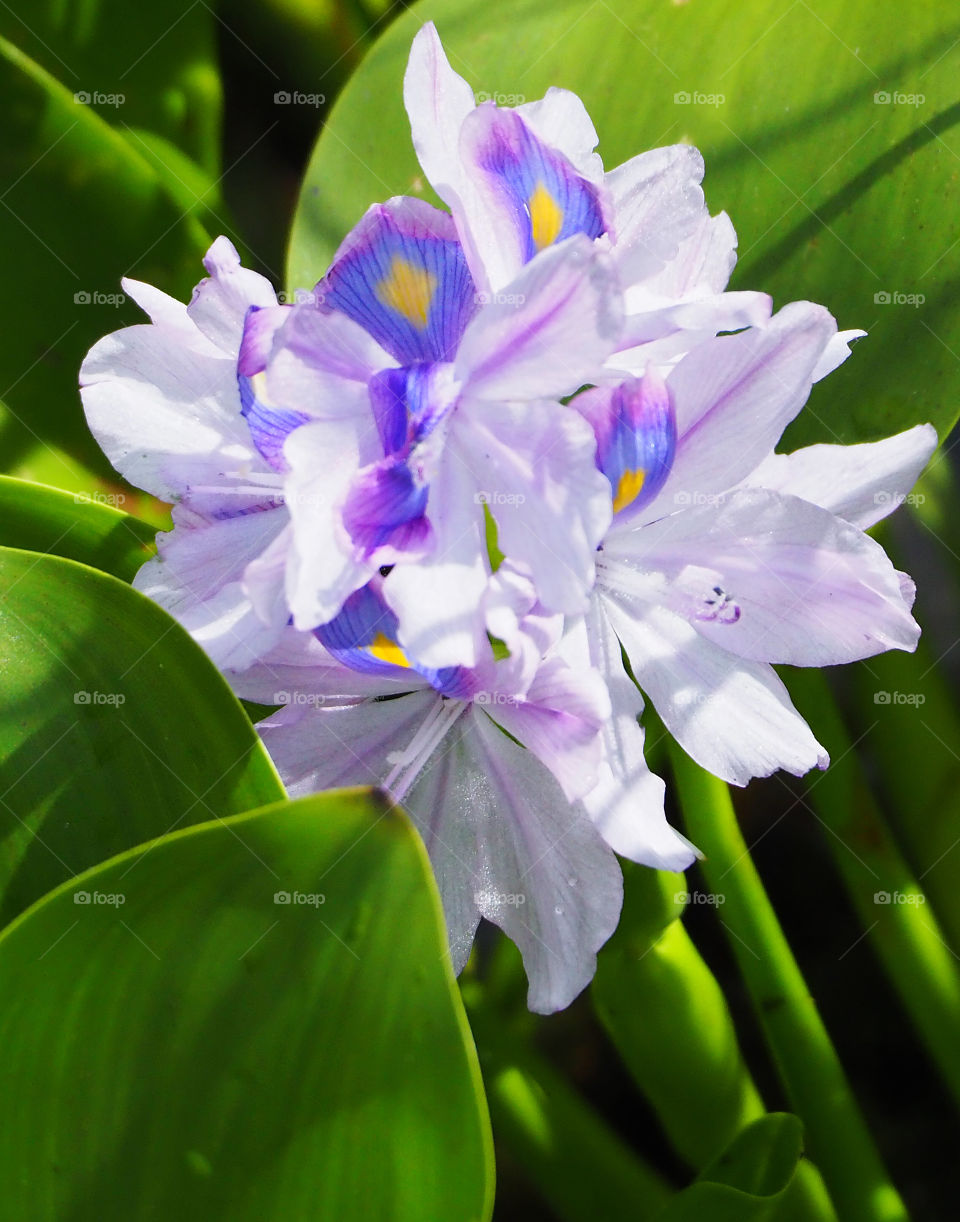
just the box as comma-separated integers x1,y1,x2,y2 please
288,0,960,446
0,790,494,1221
655,1114,804,1222
0,547,283,927
0,0,220,169
0,475,157,581
0,35,210,475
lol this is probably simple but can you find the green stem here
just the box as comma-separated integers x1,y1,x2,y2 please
668,741,909,1222
466,1001,672,1222
789,669,960,1110
593,865,836,1219
593,865,766,1166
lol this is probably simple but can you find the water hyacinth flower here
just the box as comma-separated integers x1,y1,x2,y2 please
76,18,938,1016
80,237,297,670
577,302,937,787
403,22,772,365
226,567,694,1013
265,206,620,670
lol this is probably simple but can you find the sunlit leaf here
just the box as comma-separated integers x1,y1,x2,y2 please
0,790,494,1221
0,547,282,926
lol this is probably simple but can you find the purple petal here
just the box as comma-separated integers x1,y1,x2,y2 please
575,371,676,518
319,196,478,365
460,104,607,267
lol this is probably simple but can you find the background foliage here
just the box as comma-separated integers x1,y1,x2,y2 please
1,1,958,1218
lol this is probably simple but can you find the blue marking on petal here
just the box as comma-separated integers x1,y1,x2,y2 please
238,306,309,472
316,582,474,693
319,198,477,365
342,459,432,562
468,106,606,262
368,363,445,458
369,368,409,457
577,371,676,517
315,584,408,676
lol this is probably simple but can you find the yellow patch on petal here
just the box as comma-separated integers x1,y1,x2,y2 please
249,370,272,404
613,468,646,515
375,256,437,330
528,182,564,251
368,632,411,669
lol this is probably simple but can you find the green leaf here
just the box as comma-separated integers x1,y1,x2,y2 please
0,0,221,169
288,0,960,445
0,34,210,474
0,547,283,927
0,475,157,581
118,126,235,238
0,790,494,1221
656,1114,804,1222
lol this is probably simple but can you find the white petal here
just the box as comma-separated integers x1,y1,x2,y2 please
260,691,484,972
80,323,258,503
601,588,827,786
283,419,376,629
612,488,920,665
403,22,476,209
605,144,706,285
383,429,489,670
812,328,866,382
455,235,622,401
574,601,698,869
747,424,938,529
134,505,289,669
489,655,609,802
226,629,418,705
641,301,838,519
456,399,611,615
516,87,603,181
121,277,192,329
187,236,277,355
265,304,396,417
426,708,622,1013
644,210,739,297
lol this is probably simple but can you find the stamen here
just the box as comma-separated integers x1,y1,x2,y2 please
697,585,741,624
